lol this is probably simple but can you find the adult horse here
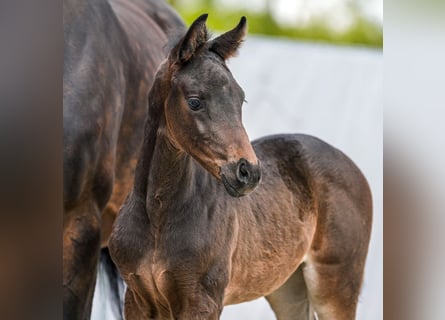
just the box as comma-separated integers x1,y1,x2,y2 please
109,14,372,319
63,0,184,318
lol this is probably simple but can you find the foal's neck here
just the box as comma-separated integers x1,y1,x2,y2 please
147,128,201,205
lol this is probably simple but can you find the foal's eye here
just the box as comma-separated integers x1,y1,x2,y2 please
187,97,202,111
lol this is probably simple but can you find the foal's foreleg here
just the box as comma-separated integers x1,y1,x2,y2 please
170,282,224,320
174,296,223,320
123,285,223,320
161,262,228,320
124,288,158,320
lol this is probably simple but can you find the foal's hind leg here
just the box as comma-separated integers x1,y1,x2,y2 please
265,266,315,320
302,168,372,319
302,255,364,320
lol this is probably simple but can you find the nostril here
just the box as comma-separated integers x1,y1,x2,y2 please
236,159,250,183
239,162,249,178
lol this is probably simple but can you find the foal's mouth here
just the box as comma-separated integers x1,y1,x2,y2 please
220,159,262,197
221,174,243,197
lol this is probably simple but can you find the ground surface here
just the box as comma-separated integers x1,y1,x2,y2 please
92,35,382,320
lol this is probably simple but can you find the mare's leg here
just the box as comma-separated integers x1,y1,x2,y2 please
265,266,315,320
63,200,101,320
64,135,116,319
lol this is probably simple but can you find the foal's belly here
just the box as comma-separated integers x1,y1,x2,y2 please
223,221,315,305
223,256,306,305
222,179,317,305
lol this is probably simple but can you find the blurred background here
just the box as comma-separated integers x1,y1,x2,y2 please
166,0,382,48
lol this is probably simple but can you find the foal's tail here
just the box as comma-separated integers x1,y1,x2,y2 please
91,247,125,320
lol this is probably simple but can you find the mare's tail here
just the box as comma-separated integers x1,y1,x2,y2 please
91,247,125,320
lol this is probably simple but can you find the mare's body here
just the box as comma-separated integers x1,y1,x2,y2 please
63,0,184,318
110,14,372,320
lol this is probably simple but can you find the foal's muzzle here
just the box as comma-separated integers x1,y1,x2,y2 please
221,158,261,197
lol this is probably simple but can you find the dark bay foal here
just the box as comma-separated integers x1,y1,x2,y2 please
109,14,372,320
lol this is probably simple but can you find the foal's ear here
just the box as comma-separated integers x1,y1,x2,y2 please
169,13,209,64
209,16,247,60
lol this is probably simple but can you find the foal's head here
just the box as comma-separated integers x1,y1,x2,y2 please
151,14,261,197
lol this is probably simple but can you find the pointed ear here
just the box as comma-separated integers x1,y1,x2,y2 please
169,13,209,64
209,16,247,60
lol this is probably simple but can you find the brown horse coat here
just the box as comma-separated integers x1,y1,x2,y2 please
63,0,184,318
110,14,372,320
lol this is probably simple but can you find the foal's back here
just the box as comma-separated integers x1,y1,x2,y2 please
229,133,372,319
